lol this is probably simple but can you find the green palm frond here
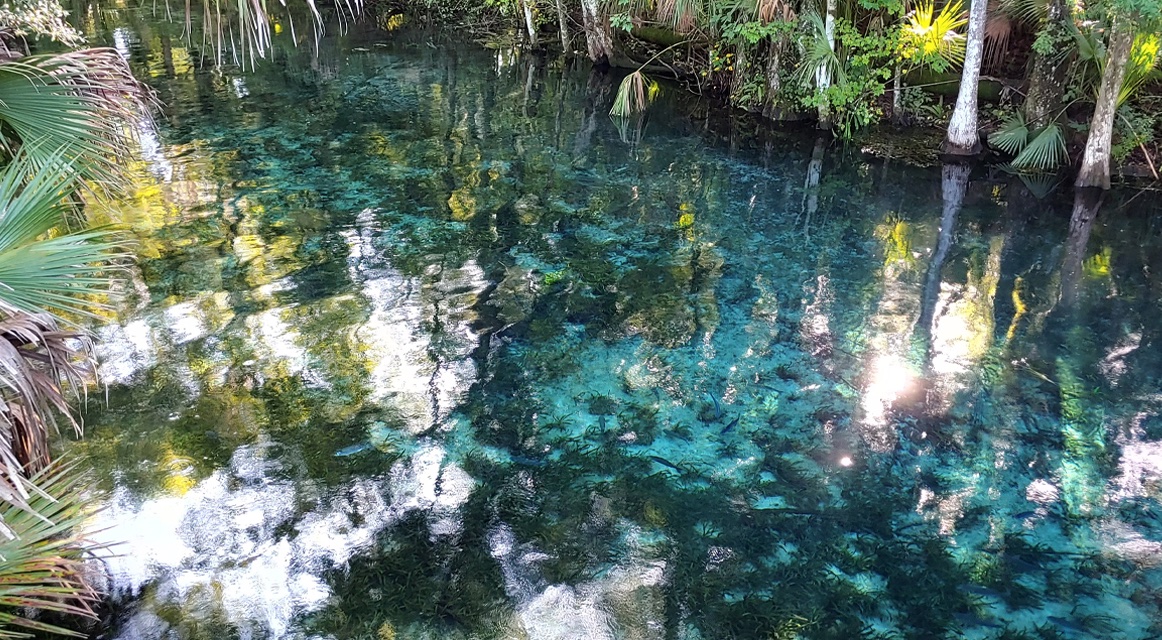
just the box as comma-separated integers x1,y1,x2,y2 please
796,11,846,88
899,0,967,72
1011,122,1066,171
1119,33,1160,107
0,152,126,321
997,0,1048,26
0,49,150,184
0,461,105,638
990,113,1066,171
988,112,1030,155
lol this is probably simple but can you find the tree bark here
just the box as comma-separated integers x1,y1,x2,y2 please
521,0,539,47
580,0,614,64
1076,14,1135,190
1023,0,1070,126
943,0,989,155
556,0,570,53
891,65,902,124
815,0,836,128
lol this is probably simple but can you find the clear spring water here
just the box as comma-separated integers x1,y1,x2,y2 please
73,13,1162,640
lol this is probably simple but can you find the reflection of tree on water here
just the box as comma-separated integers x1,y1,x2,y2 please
71,22,1162,640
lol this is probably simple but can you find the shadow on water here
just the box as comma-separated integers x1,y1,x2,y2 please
67,8,1162,640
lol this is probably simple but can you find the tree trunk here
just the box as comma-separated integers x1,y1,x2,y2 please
730,46,749,104
943,0,989,155
1076,14,1135,190
580,0,614,64
1059,188,1104,307
521,0,539,47
801,137,826,236
891,65,902,124
556,0,570,53
1023,0,1069,126
815,0,837,128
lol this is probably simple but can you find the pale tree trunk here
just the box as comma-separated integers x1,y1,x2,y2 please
556,0,570,53
1024,0,1069,126
801,138,826,236
521,0,539,47
891,66,902,124
815,0,836,127
1076,14,1135,190
943,0,989,155
580,0,614,64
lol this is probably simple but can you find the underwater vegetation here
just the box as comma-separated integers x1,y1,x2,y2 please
69,15,1162,640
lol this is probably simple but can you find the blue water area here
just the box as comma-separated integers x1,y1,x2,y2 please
75,11,1162,640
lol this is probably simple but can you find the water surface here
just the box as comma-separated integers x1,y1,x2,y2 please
75,12,1162,640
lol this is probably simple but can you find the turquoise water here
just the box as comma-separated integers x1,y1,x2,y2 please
72,13,1162,640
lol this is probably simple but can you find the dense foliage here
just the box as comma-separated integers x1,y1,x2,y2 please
394,0,1161,184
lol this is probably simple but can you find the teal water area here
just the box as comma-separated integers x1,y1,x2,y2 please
74,12,1162,640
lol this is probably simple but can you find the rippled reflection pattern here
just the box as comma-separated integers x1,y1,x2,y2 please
72,11,1162,640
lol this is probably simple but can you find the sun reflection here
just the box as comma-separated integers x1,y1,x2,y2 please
859,354,917,450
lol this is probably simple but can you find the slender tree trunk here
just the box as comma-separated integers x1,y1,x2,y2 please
763,35,786,118
1059,189,1104,307
1024,0,1069,126
1076,14,1135,190
580,0,614,64
801,138,826,236
521,0,539,47
891,65,902,124
556,0,570,53
731,46,749,105
815,0,836,128
943,0,989,155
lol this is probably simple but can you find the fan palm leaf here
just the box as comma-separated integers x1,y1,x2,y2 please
988,112,1030,155
0,49,149,184
1012,122,1067,171
899,0,968,72
0,152,126,321
796,11,846,89
0,461,106,638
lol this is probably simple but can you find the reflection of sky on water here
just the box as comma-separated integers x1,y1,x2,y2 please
97,441,476,639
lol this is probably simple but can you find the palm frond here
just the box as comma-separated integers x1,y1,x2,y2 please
610,70,659,117
1119,33,1160,107
0,50,151,185
657,0,703,33
997,0,1048,26
988,112,1030,155
1011,122,1067,171
0,460,106,638
983,1,1011,71
796,11,846,88
899,0,968,72
0,152,126,321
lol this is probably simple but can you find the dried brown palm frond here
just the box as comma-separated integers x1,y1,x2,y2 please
0,312,92,509
656,0,702,34
756,0,795,24
983,0,1012,72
